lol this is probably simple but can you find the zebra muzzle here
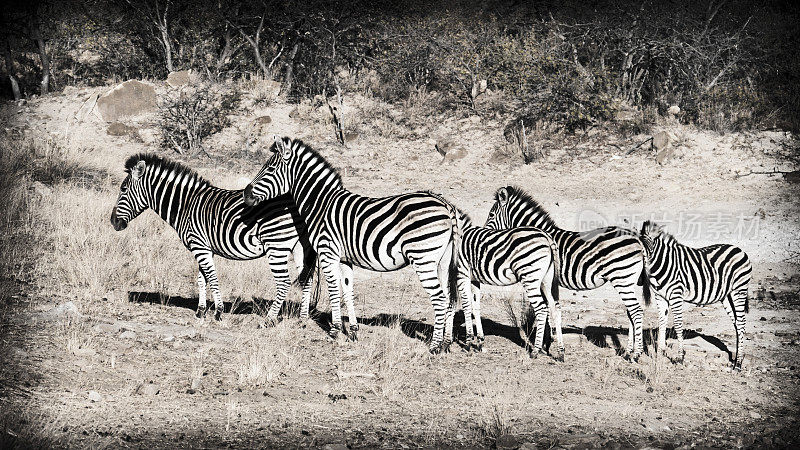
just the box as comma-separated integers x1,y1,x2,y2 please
110,215,127,231
243,185,258,206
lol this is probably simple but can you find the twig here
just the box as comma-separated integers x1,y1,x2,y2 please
734,168,795,179
625,137,653,155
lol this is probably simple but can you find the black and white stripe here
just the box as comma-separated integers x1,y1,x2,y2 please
639,221,752,370
243,137,461,352
110,153,313,321
454,211,564,359
485,186,651,359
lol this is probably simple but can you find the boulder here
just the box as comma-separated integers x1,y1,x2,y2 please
496,434,521,449
96,80,157,122
443,147,468,162
652,130,670,151
106,122,137,136
166,70,193,88
656,147,676,165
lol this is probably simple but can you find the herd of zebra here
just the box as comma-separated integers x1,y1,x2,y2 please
110,136,753,370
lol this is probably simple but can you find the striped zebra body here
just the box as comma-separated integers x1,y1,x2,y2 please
110,153,313,321
244,137,460,352
485,186,651,359
640,221,751,370
455,210,564,359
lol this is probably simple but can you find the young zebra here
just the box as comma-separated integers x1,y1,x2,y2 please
243,136,461,353
485,186,651,360
110,153,314,321
452,210,565,359
639,221,752,370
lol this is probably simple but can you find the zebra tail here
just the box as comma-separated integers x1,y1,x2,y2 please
548,237,561,304
293,249,317,288
447,203,462,313
639,252,652,307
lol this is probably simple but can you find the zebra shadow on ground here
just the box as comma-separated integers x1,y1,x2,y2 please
127,292,733,360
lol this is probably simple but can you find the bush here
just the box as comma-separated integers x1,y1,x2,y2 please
158,82,241,155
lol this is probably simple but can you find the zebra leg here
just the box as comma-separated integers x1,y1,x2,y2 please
724,290,748,371
411,260,449,354
194,251,224,321
609,278,645,360
265,248,291,324
541,265,565,361
292,242,313,321
196,271,208,319
472,281,485,351
521,277,549,358
669,298,686,364
320,253,345,340
340,262,358,341
656,295,669,355
455,272,474,350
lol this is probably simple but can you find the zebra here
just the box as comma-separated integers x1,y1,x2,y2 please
452,209,565,359
243,136,461,353
485,186,651,360
110,153,314,322
639,221,752,370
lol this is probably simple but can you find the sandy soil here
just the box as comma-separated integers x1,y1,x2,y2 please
1,84,798,448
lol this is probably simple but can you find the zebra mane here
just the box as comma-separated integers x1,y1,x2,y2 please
501,186,558,228
282,138,344,186
640,220,675,242
124,153,210,187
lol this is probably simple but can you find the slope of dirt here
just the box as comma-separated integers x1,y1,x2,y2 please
1,86,798,448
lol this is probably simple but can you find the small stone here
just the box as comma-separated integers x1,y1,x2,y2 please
138,383,160,396
443,147,468,162
166,70,195,88
73,347,97,357
519,443,538,450
667,105,680,116
321,444,348,450
44,301,82,320
30,181,52,197
750,411,762,419
119,330,137,340
253,115,272,126
106,122,137,136
344,131,359,143
653,130,671,150
88,390,103,402
656,147,676,165
186,388,196,394
161,334,175,342
191,378,203,390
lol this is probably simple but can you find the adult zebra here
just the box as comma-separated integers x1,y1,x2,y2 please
243,136,461,353
485,186,651,360
453,210,565,359
110,153,314,321
639,221,751,370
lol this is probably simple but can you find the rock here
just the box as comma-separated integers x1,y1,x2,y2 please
253,115,272,127
443,147,468,162
161,334,175,342
667,105,680,116
344,131,359,143
30,181,52,198
166,70,195,88
495,433,520,449
653,131,671,150
44,301,82,320
178,328,198,340
137,382,160,396
119,330,137,340
191,378,203,390
73,347,97,357
519,443,538,450
88,390,103,402
656,147,676,165
106,122,137,137
288,107,300,118
750,411,762,419
101,290,125,303
93,322,121,334
96,80,157,122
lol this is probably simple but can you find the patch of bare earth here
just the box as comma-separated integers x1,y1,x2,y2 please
1,88,798,448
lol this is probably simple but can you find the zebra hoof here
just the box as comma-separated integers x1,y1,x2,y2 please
554,350,565,362
328,326,342,340
733,362,743,372
264,316,278,327
628,352,641,363
347,329,358,342
441,341,452,354
429,346,442,355
214,309,223,321
531,349,546,359
474,338,485,353
195,307,207,319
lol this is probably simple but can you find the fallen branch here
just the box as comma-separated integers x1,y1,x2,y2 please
625,137,654,155
336,370,376,380
734,168,796,179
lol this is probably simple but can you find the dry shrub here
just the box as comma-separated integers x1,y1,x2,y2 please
158,82,241,155
236,323,300,387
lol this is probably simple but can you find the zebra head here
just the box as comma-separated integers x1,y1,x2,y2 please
639,220,667,252
484,186,513,229
244,135,293,207
110,159,149,231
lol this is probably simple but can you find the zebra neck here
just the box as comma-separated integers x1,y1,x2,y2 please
147,170,205,229
517,213,559,233
290,160,345,234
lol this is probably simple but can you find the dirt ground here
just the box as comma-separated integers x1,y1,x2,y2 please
1,84,799,448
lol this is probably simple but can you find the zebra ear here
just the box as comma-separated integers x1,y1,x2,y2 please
274,135,292,161
496,187,509,206
131,160,146,180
